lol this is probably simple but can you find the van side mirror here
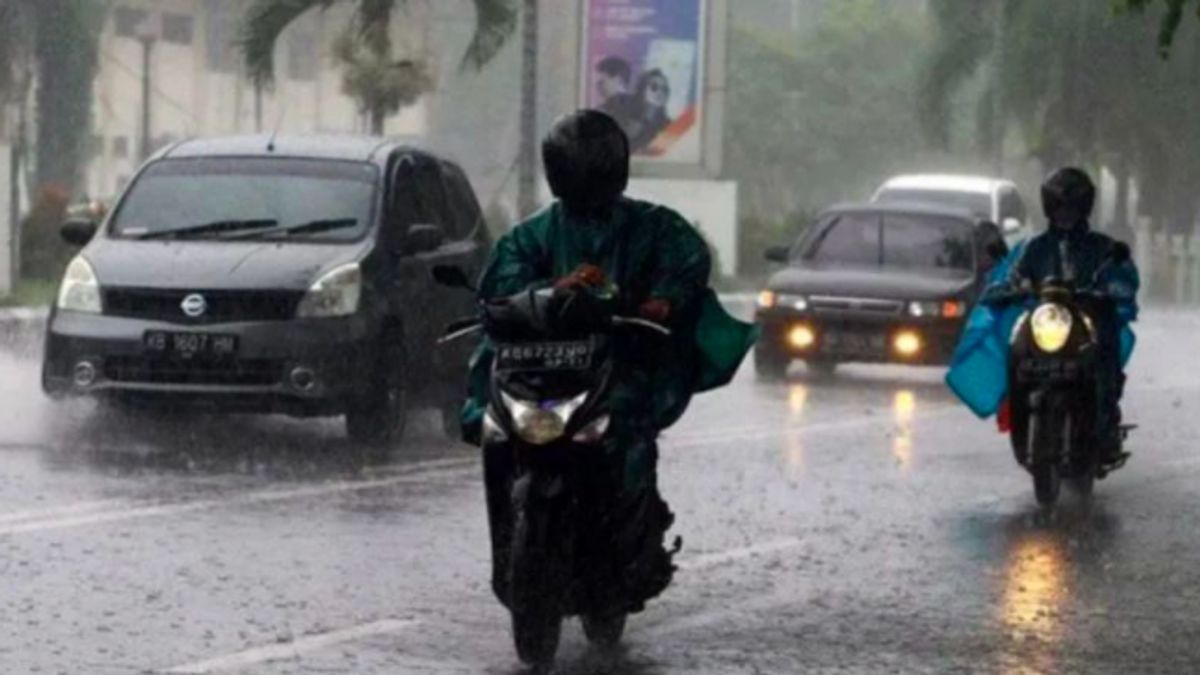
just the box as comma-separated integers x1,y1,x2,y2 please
764,245,790,264
402,223,446,255
61,217,99,247
1001,217,1022,234
431,265,474,291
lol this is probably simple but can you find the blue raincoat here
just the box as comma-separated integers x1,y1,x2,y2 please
945,241,1139,419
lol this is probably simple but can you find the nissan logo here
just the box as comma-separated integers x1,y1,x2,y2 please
181,293,207,318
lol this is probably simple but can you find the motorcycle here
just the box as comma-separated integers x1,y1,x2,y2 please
434,265,676,667
1004,245,1133,506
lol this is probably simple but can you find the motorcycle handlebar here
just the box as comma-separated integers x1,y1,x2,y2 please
437,314,671,344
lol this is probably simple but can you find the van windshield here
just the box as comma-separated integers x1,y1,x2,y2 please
110,158,378,242
875,188,992,220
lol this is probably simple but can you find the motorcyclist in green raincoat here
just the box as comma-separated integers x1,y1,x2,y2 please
462,110,757,608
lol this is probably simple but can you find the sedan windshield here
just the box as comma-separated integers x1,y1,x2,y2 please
110,158,378,242
875,188,992,220
805,212,974,272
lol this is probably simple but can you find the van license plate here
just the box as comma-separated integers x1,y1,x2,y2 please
496,341,593,372
144,331,238,359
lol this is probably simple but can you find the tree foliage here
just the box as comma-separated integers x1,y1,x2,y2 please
923,0,1200,232
726,1,936,273
240,0,518,133
1118,0,1200,54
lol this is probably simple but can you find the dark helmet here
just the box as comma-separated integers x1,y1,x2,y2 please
1041,167,1096,225
542,110,630,216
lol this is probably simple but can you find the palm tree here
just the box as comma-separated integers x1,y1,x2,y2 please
1118,0,1200,54
239,0,518,135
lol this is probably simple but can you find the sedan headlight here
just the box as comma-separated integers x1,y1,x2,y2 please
1030,303,1073,353
501,391,588,446
759,291,808,311
57,256,102,313
296,263,361,318
908,300,966,319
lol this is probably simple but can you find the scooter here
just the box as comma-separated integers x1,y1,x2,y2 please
434,265,674,667
1004,245,1133,506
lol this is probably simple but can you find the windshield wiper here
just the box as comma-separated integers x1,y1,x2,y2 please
137,219,279,240
226,218,360,241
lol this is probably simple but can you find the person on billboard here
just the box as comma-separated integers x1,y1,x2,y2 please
627,69,673,153
594,56,640,133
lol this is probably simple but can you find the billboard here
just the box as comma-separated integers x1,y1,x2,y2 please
582,0,707,165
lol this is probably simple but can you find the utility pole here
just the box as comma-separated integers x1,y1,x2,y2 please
992,0,1005,176
516,0,539,218
137,17,160,162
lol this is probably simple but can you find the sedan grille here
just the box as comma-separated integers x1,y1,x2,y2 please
103,357,282,386
809,296,904,315
103,288,303,323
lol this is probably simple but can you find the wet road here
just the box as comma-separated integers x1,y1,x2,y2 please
2,310,1200,674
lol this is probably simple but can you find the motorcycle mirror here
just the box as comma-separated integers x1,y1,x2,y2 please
431,265,475,291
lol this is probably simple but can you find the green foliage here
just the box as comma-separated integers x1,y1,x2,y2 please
1117,0,1200,54
923,0,1200,232
726,1,933,274
241,0,518,88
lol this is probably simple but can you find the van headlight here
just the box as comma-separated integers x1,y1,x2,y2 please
1031,303,1072,353
297,263,361,318
57,256,102,313
501,391,588,446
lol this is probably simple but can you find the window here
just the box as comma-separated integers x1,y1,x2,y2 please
205,0,238,73
109,158,378,242
805,212,974,272
161,12,195,45
807,213,880,267
876,188,993,221
114,6,148,38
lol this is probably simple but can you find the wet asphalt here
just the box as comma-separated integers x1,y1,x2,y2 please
1,310,1199,674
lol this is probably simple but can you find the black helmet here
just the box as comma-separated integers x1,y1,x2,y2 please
542,110,630,216
1041,167,1095,226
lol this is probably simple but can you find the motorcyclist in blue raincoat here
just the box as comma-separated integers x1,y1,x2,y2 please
949,167,1138,470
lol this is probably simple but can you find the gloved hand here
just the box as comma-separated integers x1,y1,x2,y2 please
638,298,671,324
554,263,607,291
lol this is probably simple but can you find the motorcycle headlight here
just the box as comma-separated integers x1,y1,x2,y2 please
296,263,361,318
501,391,588,446
1031,303,1073,353
57,256,102,313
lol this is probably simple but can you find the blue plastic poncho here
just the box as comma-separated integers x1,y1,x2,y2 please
945,241,1139,419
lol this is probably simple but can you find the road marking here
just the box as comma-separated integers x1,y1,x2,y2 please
0,458,477,537
677,537,803,572
0,498,131,525
161,619,418,674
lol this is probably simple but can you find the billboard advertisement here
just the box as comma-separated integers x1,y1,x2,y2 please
582,0,707,165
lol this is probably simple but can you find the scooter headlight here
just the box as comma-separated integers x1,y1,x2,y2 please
1031,303,1073,353
501,391,588,446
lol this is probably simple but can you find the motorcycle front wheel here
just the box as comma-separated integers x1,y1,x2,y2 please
1030,409,1066,507
582,611,627,648
509,505,566,666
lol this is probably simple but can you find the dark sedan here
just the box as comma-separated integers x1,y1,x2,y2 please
754,203,1006,377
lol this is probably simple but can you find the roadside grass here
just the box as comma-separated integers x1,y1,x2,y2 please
0,279,57,308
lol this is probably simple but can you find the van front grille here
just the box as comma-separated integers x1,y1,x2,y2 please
103,288,303,323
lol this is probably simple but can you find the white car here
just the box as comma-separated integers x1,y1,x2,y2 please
872,174,1031,244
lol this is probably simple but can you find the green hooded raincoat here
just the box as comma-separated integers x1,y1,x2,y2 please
462,199,758,488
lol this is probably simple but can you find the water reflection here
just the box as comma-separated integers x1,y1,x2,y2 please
1000,531,1069,641
784,384,809,478
892,389,915,470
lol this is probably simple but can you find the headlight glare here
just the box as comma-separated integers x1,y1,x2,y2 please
57,256,102,313
501,391,587,446
297,263,361,318
1031,303,1073,353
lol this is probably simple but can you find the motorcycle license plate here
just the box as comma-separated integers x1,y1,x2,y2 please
495,341,593,372
144,331,238,359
